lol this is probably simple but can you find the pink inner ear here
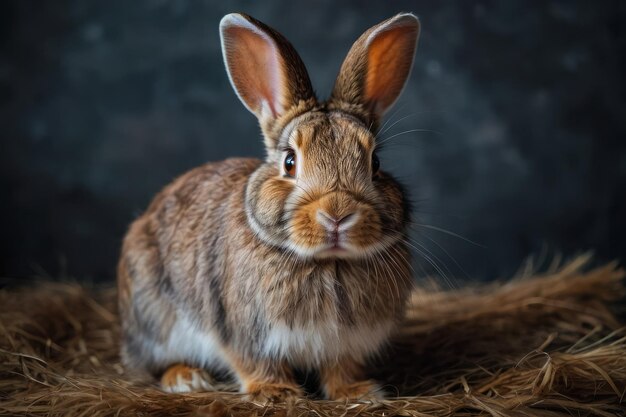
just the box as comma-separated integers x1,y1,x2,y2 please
365,24,417,114
223,26,283,118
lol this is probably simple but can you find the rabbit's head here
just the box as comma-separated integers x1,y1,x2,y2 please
220,13,419,259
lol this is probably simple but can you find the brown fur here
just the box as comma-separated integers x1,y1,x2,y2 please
118,13,420,400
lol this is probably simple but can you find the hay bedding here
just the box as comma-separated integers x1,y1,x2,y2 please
1,255,625,417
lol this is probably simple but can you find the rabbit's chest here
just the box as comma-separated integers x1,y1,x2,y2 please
258,264,393,365
262,318,393,366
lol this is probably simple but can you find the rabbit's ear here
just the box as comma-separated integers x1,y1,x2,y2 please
220,13,315,143
329,13,420,130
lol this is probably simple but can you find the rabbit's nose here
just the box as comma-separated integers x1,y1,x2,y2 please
316,210,359,232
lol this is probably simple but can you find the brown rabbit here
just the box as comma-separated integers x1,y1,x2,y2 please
117,12,420,401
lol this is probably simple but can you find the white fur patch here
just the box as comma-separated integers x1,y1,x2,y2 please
150,314,229,373
263,320,394,367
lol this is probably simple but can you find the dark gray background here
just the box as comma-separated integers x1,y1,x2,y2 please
1,1,625,285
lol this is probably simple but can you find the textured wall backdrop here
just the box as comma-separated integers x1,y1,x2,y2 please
1,1,625,284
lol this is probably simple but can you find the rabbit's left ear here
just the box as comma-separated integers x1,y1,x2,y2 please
220,13,316,147
329,13,420,130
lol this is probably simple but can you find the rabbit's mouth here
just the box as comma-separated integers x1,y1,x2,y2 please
285,192,403,259
310,226,389,260
309,232,401,260
316,246,351,258
315,233,352,258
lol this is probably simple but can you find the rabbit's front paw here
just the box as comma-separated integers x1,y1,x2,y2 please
327,380,383,401
161,364,214,393
245,382,303,403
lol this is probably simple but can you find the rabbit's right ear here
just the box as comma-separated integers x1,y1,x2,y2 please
220,13,316,148
329,13,420,131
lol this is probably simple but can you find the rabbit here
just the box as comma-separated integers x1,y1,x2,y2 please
117,12,420,402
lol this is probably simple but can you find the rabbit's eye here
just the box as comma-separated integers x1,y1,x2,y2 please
284,151,297,178
372,152,380,178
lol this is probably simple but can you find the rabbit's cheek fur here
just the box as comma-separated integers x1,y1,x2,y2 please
376,174,410,227
289,203,328,251
257,178,293,225
344,204,383,248
245,165,293,244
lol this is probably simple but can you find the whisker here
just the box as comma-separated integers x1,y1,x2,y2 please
377,128,444,146
371,250,396,304
399,236,456,290
378,249,402,301
377,103,408,135
404,235,459,289
419,231,472,281
377,112,417,137
409,223,485,248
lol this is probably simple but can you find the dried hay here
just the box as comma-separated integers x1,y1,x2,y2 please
1,254,625,416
